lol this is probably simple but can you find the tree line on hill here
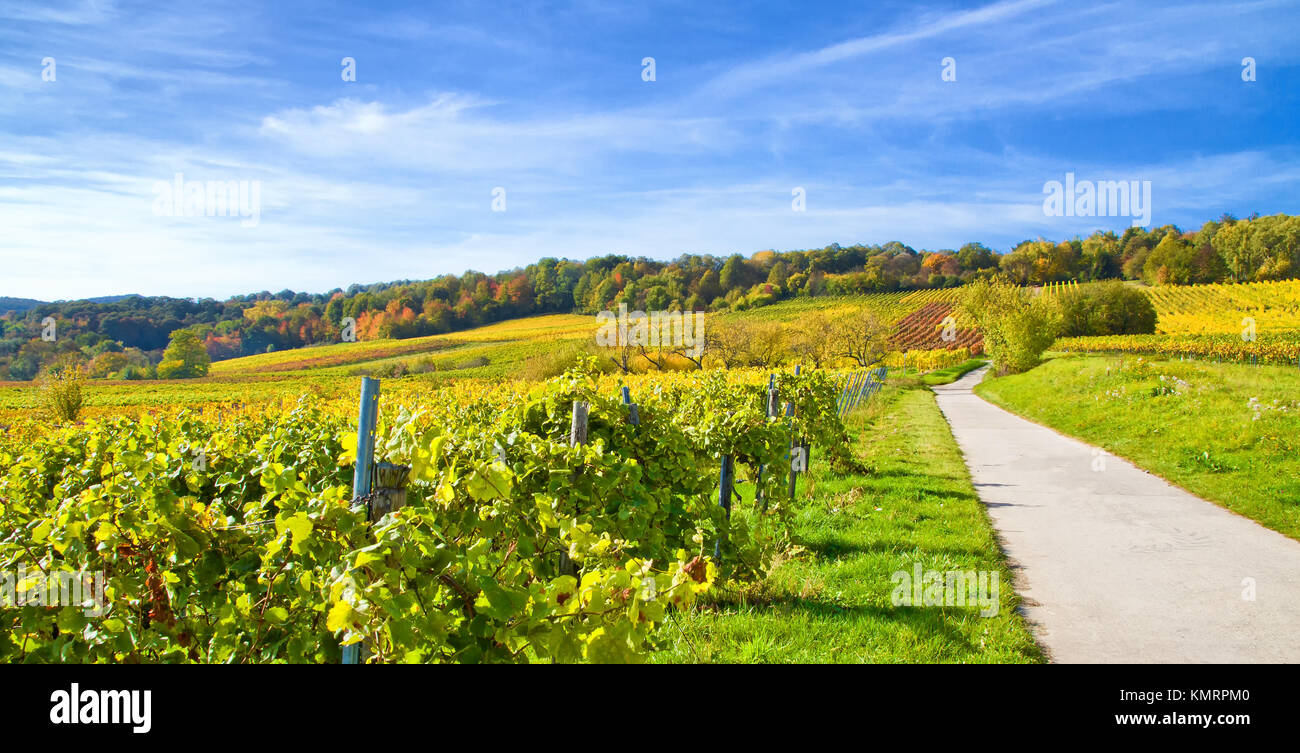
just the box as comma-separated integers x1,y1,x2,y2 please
2,212,1295,381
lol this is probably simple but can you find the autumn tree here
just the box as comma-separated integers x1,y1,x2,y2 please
706,319,751,369
606,341,638,374
788,313,837,367
157,329,211,379
744,322,786,368
836,308,890,367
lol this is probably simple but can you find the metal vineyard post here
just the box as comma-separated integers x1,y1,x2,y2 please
342,376,380,665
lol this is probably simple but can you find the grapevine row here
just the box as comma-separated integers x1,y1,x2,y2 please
0,362,857,663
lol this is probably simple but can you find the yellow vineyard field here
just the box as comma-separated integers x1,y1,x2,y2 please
1148,279,1300,335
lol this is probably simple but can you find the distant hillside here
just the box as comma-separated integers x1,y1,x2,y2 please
0,297,45,313
1,294,136,313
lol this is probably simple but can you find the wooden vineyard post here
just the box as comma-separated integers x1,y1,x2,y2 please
781,393,797,504
785,366,805,503
757,374,777,510
571,400,589,445
621,386,639,426
713,454,734,561
371,463,410,519
343,376,380,666
559,400,589,580
786,399,799,503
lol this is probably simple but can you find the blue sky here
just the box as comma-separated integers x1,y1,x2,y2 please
2,0,1297,300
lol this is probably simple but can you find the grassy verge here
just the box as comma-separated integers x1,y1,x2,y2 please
976,353,1300,541
921,358,988,385
654,382,1044,663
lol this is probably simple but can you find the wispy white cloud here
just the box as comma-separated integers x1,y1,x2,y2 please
699,0,1057,99
258,94,738,174
0,0,116,25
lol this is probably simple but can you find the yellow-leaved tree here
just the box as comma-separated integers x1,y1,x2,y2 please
157,329,211,379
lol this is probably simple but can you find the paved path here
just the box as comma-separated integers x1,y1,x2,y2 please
932,367,1300,663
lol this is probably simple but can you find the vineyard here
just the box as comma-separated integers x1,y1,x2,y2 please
17,280,1300,426
1147,279,1300,335
1054,279,1300,365
210,314,595,377
865,290,982,354
210,338,466,375
1056,332,1300,366
0,363,865,663
889,303,982,353
715,290,972,327
717,291,982,355
2,294,985,422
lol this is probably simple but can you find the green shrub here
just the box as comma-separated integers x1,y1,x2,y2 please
347,361,411,379
961,278,1060,375
452,356,490,370
119,364,154,380
521,341,613,381
409,356,439,374
38,362,86,422
1056,281,1157,336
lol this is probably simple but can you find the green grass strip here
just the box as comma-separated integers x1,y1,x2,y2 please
655,384,1044,663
